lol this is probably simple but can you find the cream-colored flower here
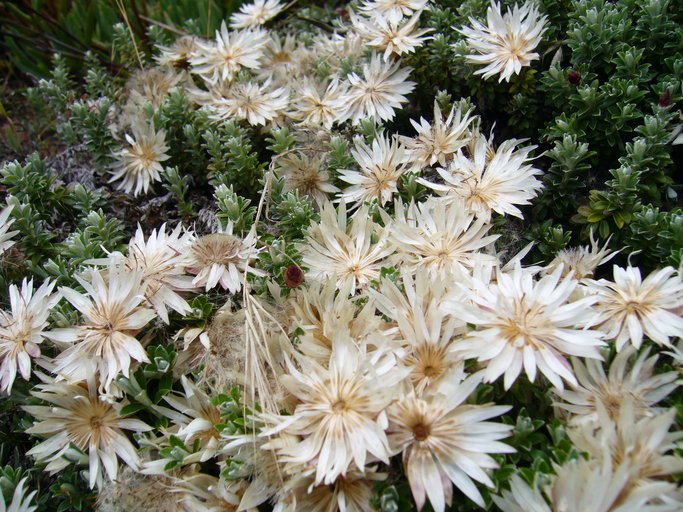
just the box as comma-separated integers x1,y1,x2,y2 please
337,134,410,207
275,151,340,206
125,67,185,109
352,11,432,60
229,0,285,29
260,339,404,486
0,279,60,393
387,197,499,279
110,122,170,196
295,469,385,512
289,78,347,129
103,223,196,324
24,376,151,489
586,265,683,350
449,265,605,390
155,376,222,463
544,231,617,279
400,101,475,169
155,35,201,69
569,398,683,490
208,79,288,126
190,23,268,83
176,473,253,512
184,223,264,293
370,269,466,393
359,0,430,25
301,201,394,294
48,267,155,391
0,204,18,256
554,346,679,426
458,1,548,82
291,278,390,364
419,134,543,222
493,459,681,512
387,373,514,511
341,54,415,124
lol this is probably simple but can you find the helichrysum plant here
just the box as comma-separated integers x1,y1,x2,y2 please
0,1,681,511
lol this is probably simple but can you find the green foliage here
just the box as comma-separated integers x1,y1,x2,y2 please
4,196,56,263
214,184,257,236
117,345,178,418
163,166,194,218
271,190,319,240
204,121,266,195
1,153,68,213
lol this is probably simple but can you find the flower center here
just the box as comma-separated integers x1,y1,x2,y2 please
332,399,347,413
412,423,430,441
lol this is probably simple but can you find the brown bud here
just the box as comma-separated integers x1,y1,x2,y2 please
659,89,671,107
284,265,304,288
567,71,581,85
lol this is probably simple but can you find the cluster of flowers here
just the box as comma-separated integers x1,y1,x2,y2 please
1,1,682,511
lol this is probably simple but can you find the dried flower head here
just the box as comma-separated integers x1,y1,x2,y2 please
275,151,340,206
